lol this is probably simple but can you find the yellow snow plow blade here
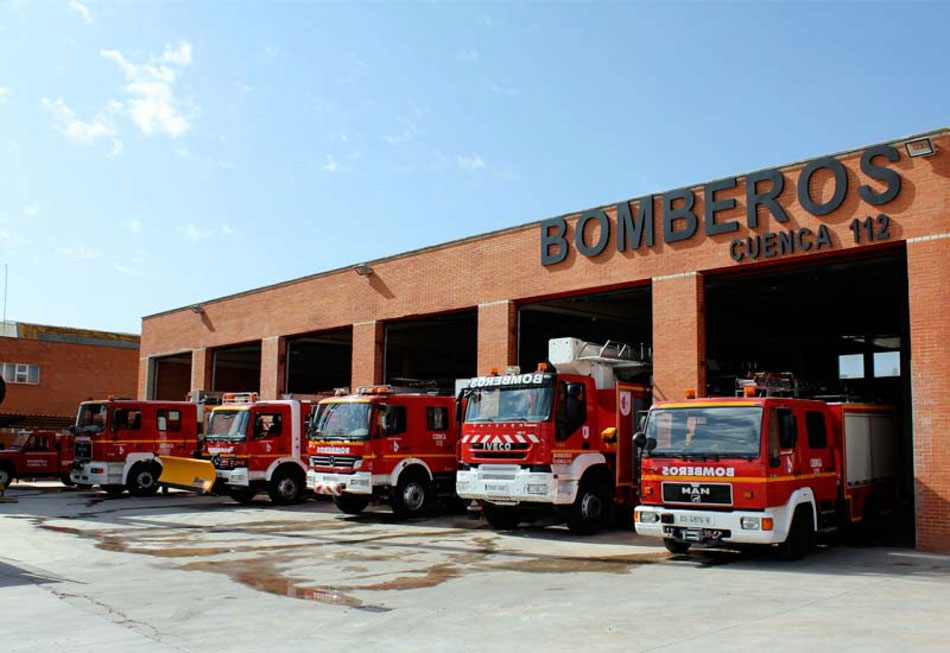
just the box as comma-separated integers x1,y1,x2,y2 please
158,456,217,494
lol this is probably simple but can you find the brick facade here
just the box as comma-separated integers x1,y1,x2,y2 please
139,129,950,551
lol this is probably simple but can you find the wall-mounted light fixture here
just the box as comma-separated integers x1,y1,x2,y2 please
190,304,205,314
905,137,935,158
353,263,374,276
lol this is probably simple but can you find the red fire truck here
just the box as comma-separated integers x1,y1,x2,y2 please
456,338,652,534
633,390,900,559
306,386,458,518
190,393,313,504
0,431,75,487
70,399,200,497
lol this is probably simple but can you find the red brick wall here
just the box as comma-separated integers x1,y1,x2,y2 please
477,301,518,375
652,273,706,402
907,236,950,552
352,321,384,388
0,337,139,418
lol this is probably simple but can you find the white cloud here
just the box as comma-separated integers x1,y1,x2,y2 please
175,147,192,159
320,151,360,173
111,263,133,275
236,82,253,94
0,87,8,103
383,108,427,145
180,223,235,242
265,45,279,57
41,97,117,143
457,154,486,171
459,49,479,62
56,245,100,260
123,219,143,234
69,0,93,25
22,204,38,217
100,42,194,137
108,138,124,157
490,82,518,96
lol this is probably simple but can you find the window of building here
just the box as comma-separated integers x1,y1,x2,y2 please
873,351,900,378
1,362,40,385
156,409,182,432
426,406,448,431
838,354,864,379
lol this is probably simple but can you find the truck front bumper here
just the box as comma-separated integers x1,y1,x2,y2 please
634,505,788,546
71,461,123,486
456,465,571,505
215,467,250,487
307,470,373,496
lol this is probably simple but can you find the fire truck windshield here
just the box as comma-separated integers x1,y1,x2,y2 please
76,403,108,434
644,406,763,459
464,385,554,423
310,403,372,441
206,409,250,442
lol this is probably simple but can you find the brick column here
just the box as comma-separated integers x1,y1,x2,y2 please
652,272,706,402
137,355,149,399
191,347,211,394
260,336,287,400
907,235,950,553
478,300,518,375
352,320,384,388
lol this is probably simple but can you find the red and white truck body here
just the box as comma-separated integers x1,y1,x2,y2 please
634,396,899,557
0,431,74,486
200,393,312,504
306,386,458,517
456,338,651,533
70,399,200,496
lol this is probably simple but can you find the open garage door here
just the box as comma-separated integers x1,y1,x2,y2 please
286,328,352,396
151,352,192,400
705,248,913,545
211,342,261,393
384,310,477,392
518,285,652,380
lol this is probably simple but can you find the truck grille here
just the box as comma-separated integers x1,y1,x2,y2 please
469,442,529,460
74,441,91,460
662,482,733,506
310,455,361,470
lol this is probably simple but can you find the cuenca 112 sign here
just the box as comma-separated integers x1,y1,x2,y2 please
540,144,902,266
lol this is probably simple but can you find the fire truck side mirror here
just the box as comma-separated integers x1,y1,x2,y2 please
633,432,647,449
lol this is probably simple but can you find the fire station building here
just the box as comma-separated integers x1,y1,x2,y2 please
139,128,950,552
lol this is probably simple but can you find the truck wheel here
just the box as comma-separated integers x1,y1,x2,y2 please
268,468,304,505
566,478,609,535
228,487,258,504
60,474,76,487
777,505,816,561
104,485,125,498
391,471,431,519
482,503,522,530
0,466,12,488
333,493,370,515
128,463,161,497
664,539,691,554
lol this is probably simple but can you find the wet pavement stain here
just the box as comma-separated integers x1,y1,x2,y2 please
484,550,670,574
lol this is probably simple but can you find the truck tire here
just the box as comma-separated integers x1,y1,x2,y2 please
566,477,610,535
128,462,161,497
60,473,75,487
777,505,816,561
268,467,304,505
228,487,258,504
333,493,370,515
482,503,522,530
104,485,125,498
664,539,691,554
391,471,431,519
0,466,13,488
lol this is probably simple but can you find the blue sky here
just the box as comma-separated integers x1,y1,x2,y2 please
0,1,947,333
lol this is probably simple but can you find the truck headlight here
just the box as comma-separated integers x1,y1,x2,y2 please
638,511,659,524
740,517,760,530
352,459,362,471
526,483,548,495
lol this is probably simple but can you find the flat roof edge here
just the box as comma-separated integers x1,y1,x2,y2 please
143,126,949,322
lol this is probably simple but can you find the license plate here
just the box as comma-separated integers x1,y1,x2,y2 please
485,483,508,492
683,528,704,542
678,514,713,526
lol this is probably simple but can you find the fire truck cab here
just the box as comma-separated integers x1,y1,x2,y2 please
634,389,899,559
306,386,458,518
70,399,200,497
201,393,312,504
0,431,74,487
456,338,651,534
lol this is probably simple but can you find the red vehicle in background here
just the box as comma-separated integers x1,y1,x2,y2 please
634,384,900,559
307,386,458,518
456,338,652,534
70,399,201,497
197,393,313,504
0,431,75,487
